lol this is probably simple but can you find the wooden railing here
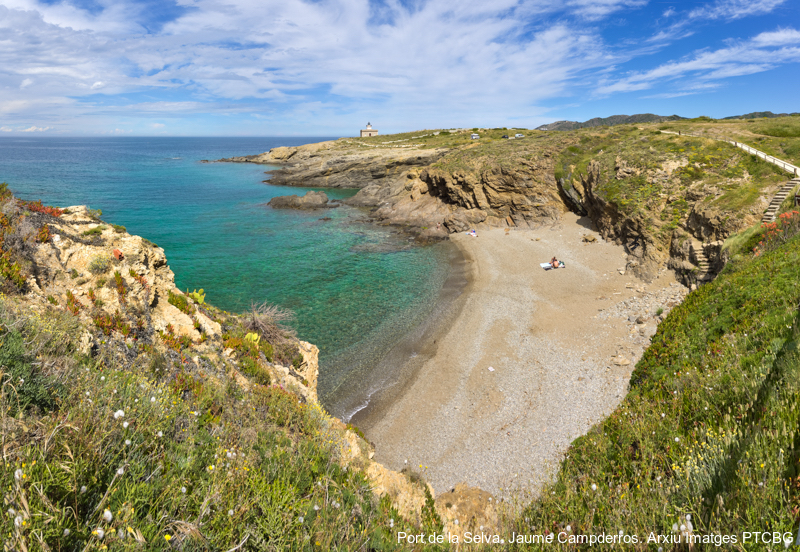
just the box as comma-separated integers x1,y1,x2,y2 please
659,130,800,176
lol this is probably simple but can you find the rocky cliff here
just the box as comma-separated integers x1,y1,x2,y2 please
4,196,488,534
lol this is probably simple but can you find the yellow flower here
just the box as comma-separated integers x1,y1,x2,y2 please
164,534,172,541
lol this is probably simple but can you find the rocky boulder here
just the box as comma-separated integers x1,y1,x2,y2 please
268,191,336,210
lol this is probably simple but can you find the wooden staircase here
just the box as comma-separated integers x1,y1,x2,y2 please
761,179,799,223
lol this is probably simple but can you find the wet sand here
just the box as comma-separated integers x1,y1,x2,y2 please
357,213,680,497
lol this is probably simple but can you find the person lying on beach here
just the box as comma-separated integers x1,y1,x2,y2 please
468,229,477,237
550,257,559,269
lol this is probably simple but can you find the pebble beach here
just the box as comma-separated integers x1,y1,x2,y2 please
359,213,687,498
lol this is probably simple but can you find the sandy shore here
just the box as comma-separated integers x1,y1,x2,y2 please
357,213,682,498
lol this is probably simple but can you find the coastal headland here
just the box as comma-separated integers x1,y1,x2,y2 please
213,121,796,496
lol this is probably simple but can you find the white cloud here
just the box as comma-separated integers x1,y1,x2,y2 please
20,126,50,132
151,123,165,128
19,78,32,89
596,28,800,96
688,0,786,21
0,126,13,132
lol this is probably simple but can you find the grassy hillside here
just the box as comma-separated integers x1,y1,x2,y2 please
0,190,443,551
511,213,800,549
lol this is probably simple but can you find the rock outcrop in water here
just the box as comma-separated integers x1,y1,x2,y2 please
267,190,337,210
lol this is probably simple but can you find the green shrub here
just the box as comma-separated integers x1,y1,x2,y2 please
168,290,194,315
111,223,126,233
88,255,111,275
0,330,61,415
82,225,105,237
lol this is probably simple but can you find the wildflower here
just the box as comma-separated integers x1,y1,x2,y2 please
591,484,597,491
207,464,215,472
94,528,105,539
566,525,571,532
117,528,126,540
228,509,234,516
157,431,163,437
164,534,172,541
686,514,691,521
14,516,22,527
85,391,90,396
19,378,24,384
389,518,394,528
125,439,131,446
675,437,680,442
63,528,70,537
672,524,678,532
81,485,87,493
123,421,129,428
117,467,124,475
151,397,155,402
314,504,320,511
101,376,105,381
299,516,304,523
14,469,23,481
103,509,113,522
181,486,187,493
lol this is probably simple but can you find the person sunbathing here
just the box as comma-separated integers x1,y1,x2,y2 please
551,257,559,269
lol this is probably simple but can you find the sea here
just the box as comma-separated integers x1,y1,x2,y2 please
0,136,452,418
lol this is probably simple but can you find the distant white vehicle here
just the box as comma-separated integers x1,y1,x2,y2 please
471,133,480,139
515,133,524,138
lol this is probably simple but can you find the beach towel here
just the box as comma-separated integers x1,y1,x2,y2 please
540,263,553,270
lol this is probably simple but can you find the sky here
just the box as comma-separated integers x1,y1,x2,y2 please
0,0,799,135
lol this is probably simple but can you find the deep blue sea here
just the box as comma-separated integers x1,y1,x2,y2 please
0,137,451,417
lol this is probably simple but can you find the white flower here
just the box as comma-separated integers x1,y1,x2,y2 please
680,524,686,531
181,486,187,493
157,431,163,437
101,376,105,381
85,391,90,396
672,524,678,532
134,399,138,403
226,452,232,458
14,516,22,527
114,410,125,419
95,527,105,539
228,509,234,516
80,485,87,493
313,505,320,511
661,413,665,418
63,528,70,537
117,528,126,540
123,421,129,429
7,508,15,516
675,437,680,442
18,378,23,384
14,469,23,481
334,502,340,509
125,439,131,446
389,519,394,528
299,516,304,523
566,525,571,532
686,514,691,521
151,397,155,402
591,484,597,491
117,467,124,475
103,509,113,522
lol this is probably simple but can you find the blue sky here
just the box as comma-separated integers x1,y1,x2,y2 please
0,0,798,135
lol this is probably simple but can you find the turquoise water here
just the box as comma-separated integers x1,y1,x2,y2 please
0,137,451,415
